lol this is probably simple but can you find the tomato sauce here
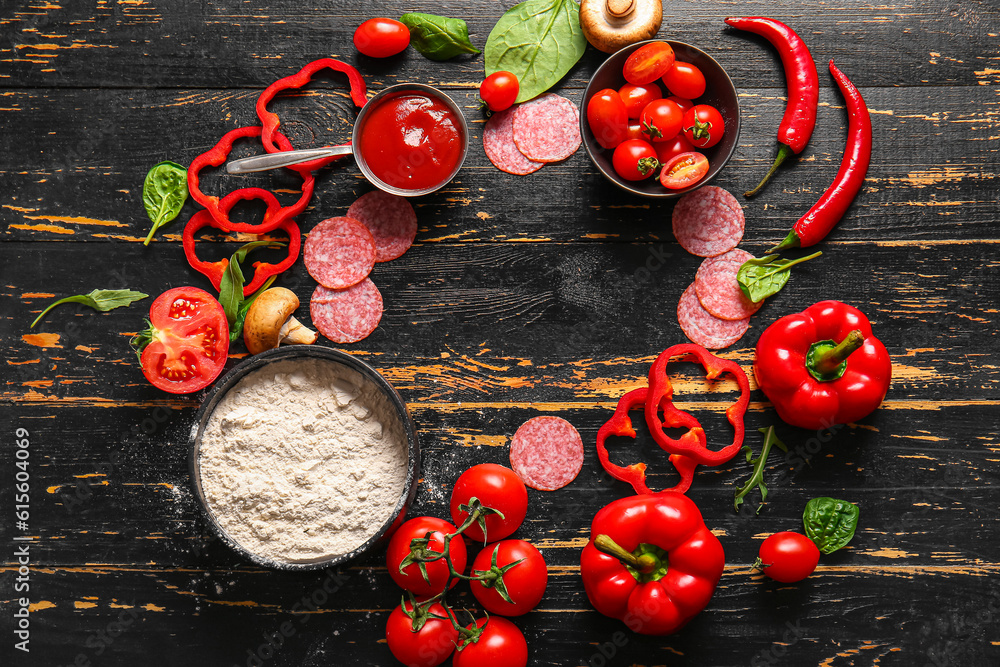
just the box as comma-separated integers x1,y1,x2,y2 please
358,92,463,191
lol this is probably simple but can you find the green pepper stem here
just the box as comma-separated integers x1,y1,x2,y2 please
745,143,794,198
593,534,657,574
766,229,802,255
814,330,865,375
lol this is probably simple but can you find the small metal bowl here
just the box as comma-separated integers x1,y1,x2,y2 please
188,346,420,571
581,40,741,198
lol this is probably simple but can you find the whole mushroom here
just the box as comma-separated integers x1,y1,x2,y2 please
243,287,317,355
579,0,663,54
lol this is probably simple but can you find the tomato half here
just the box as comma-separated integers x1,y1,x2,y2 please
683,104,725,149
385,599,457,667
662,61,707,99
623,41,676,85
452,617,528,667
758,532,821,583
471,539,548,617
618,82,662,119
658,151,709,189
654,133,695,164
586,89,629,150
450,464,527,543
136,287,228,394
353,18,410,58
639,98,684,143
386,516,468,596
612,139,659,181
480,71,519,112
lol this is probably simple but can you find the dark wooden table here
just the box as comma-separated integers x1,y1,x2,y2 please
3,1,998,665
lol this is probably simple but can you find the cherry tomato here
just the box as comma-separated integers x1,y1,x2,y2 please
612,139,659,182
386,516,468,596
385,599,457,667
654,133,695,163
353,18,410,58
617,82,662,119
624,121,645,142
658,151,709,189
667,95,694,114
757,532,821,583
682,104,725,149
662,61,707,99
450,464,527,543
452,617,528,667
480,71,519,112
639,98,684,143
136,287,228,394
623,41,676,85
586,88,629,149
471,540,548,616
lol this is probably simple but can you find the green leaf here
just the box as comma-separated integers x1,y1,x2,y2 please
216,241,285,332
803,497,860,554
737,251,823,303
229,275,276,342
485,0,587,103
733,426,789,514
142,161,188,246
31,289,148,328
400,13,480,61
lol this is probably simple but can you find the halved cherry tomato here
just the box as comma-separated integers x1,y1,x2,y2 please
480,71,519,112
757,532,821,583
639,98,684,143
623,41,676,85
450,464,527,543
618,82,662,119
471,540,548,617
654,133,695,163
667,95,694,114
353,18,410,58
385,598,457,667
624,121,645,142
662,61,706,99
386,516,468,596
683,104,725,149
586,89,629,149
659,151,709,189
135,287,229,394
453,617,528,667
612,139,659,181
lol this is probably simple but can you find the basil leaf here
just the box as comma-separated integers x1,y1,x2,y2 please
216,241,286,332
400,13,480,61
142,161,188,246
803,497,860,554
737,251,823,303
229,275,276,342
30,289,148,328
485,0,587,103
733,426,789,514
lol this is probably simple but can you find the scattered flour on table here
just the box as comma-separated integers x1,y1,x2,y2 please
198,358,408,563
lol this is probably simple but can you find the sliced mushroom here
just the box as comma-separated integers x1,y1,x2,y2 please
579,0,663,54
243,287,317,355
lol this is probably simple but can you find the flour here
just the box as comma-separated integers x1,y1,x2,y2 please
198,358,408,563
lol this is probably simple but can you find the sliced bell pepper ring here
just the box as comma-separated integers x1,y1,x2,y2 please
182,210,301,297
187,125,315,233
645,344,750,467
256,58,368,173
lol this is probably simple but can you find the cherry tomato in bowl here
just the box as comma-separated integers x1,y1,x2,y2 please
385,598,457,667
471,539,548,616
480,71,519,112
659,151,709,189
612,139,659,181
353,18,410,58
586,88,629,149
683,104,725,149
453,617,528,667
757,532,821,583
667,95,694,114
662,60,707,99
618,82,662,119
450,464,527,543
654,133,695,163
639,98,684,143
386,516,468,595
623,41,676,85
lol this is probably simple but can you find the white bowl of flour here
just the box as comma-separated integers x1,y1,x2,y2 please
189,346,419,570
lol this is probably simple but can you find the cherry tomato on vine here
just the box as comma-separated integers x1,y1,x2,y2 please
757,532,820,583
353,18,410,58
612,139,659,182
623,41,676,85
683,104,725,149
639,98,684,143
452,617,528,667
386,516,468,596
480,71,519,112
450,464,527,543
667,95,694,115
586,89,628,149
658,151,709,189
471,539,548,616
385,598,457,667
618,82,662,119
662,61,707,99
654,133,695,164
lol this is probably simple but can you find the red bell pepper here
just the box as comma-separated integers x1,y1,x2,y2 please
580,493,725,635
754,300,891,429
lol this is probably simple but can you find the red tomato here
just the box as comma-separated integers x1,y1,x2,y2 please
353,18,410,58
683,104,725,149
624,121,645,142
470,540,548,616
612,139,659,181
623,41,676,85
658,151,709,189
639,98,684,143
662,61,707,99
758,532,821,583
450,464,527,543
385,599,457,667
136,287,228,394
480,71,519,112
386,516,468,596
654,133,695,163
667,95,694,114
452,617,528,667
586,89,629,149
617,82,662,119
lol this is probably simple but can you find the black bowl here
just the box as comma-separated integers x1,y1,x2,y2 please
188,346,420,571
581,40,741,198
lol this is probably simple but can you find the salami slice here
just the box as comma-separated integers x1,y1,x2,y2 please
672,186,745,257
509,416,584,491
512,94,582,163
694,248,763,321
309,279,383,344
346,191,418,262
303,216,375,290
677,283,750,350
483,107,544,176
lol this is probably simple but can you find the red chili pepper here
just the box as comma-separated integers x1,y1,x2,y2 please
770,61,872,252
754,300,891,430
256,58,368,173
182,210,301,297
596,387,699,495
725,17,818,197
645,344,750,467
187,126,314,233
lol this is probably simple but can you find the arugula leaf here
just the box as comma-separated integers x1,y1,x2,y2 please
31,289,148,328
737,251,823,303
400,13,480,61
733,426,789,514
142,161,188,246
